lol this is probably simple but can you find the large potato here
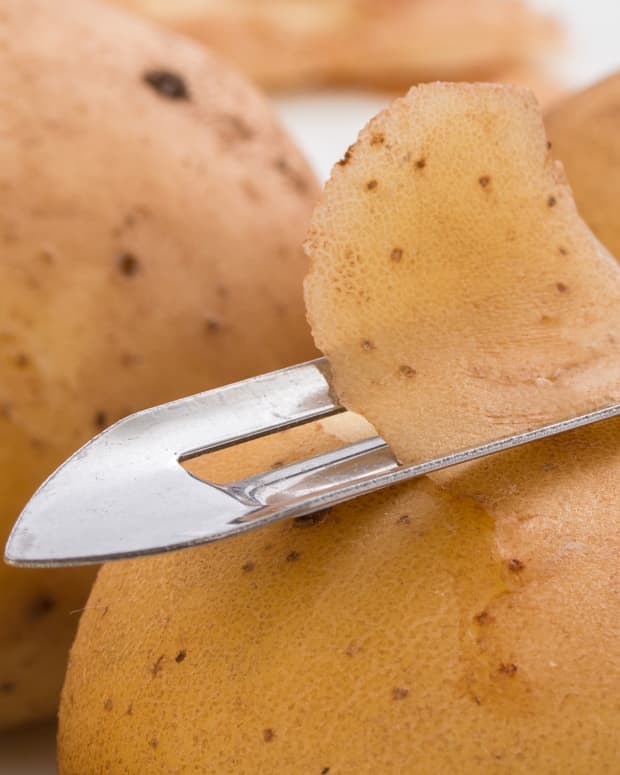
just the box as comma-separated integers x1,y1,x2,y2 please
0,0,318,729
109,0,558,91
546,72,620,261
59,85,620,773
58,427,620,774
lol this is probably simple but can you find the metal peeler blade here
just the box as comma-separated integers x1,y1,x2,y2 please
4,357,620,568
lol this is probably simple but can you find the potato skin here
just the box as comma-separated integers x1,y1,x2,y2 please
304,83,620,466
0,0,318,728
58,416,620,774
546,72,620,262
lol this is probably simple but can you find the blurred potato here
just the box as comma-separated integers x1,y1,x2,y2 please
109,0,560,93
546,72,620,260
0,0,318,728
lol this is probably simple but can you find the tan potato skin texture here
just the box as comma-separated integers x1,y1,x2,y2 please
546,72,620,262
0,0,318,728
305,83,620,465
58,413,620,774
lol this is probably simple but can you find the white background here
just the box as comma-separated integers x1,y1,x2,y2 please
2,1,619,772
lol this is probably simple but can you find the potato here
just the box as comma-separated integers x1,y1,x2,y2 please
305,83,620,464
59,84,620,774
0,0,318,729
546,72,620,261
58,423,620,774
109,0,559,92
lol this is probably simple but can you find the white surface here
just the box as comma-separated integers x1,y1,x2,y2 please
3,2,619,773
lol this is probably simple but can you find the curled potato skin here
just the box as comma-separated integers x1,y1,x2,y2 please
305,82,620,465
0,0,318,729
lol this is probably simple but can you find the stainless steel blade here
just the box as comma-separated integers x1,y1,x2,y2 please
4,359,341,566
4,356,620,567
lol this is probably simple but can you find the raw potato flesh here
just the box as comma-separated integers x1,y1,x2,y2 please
58,412,620,774
108,0,559,92
305,83,620,465
0,0,318,729
546,72,620,262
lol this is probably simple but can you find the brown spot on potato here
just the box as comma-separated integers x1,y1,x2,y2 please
508,558,525,572
499,662,518,676
117,253,140,277
415,158,426,170
558,246,568,256
143,69,190,100
175,650,187,663
15,353,30,368
547,140,552,150
205,318,221,334
29,595,56,620
390,247,403,262
103,698,113,712
397,514,411,525
475,610,494,625
149,738,158,749
392,687,409,700
263,728,275,743
0,681,15,694
366,179,378,191
37,248,55,264
478,175,491,188
361,339,375,352
556,282,568,293
273,156,309,194
399,365,416,378
337,146,353,166
242,562,255,573
547,195,557,208
94,410,108,429
151,655,164,678
120,352,138,367
219,114,254,142
370,132,385,146
286,550,301,562
125,704,133,716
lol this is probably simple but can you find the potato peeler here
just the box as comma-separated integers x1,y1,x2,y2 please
4,357,620,568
